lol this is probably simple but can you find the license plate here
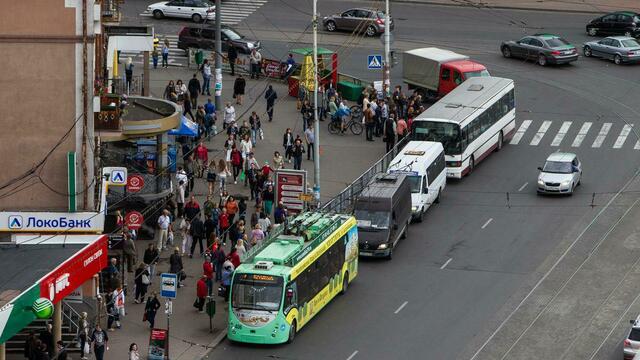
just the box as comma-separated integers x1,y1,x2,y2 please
563,51,573,55
360,251,372,256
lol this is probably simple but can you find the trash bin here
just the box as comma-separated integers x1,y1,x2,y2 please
337,81,364,102
195,50,204,68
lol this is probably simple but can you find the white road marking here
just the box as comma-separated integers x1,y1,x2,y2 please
613,124,633,149
347,350,359,360
394,301,409,314
509,120,532,145
591,123,612,148
518,182,528,192
550,121,572,147
469,169,640,360
440,258,452,270
635,140,640,150
529,121,552,146
481,218,493,229
572,122,592,147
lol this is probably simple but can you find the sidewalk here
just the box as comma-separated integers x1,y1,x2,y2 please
102,65,387,359
390,0,638,14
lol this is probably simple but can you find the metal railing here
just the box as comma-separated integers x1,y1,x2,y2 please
101,0,122,23
321,135,409,214
110,76,142,95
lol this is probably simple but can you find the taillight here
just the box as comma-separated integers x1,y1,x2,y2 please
624,339,631,347
446,161,462,167
551,50,561,56
376,18,384,25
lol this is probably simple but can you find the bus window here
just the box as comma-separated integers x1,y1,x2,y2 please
283,284,297,315
423,175,428,193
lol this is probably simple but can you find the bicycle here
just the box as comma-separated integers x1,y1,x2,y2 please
328,115,363,135
349,105,363,121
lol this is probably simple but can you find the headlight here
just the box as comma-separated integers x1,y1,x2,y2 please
247,42,254,49
537,179,544,186
378,243,388,249
411,206,418,212
561,180,571,186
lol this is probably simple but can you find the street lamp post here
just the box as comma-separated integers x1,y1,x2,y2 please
383,0,391,97
312,0,321,205
215,0,222,113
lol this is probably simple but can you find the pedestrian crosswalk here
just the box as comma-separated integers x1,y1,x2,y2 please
139,0,268,25
118,35,188,67
510,119,640,150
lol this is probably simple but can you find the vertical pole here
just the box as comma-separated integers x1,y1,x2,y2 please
143,51,150,96
215,0,222,113
383,0,391,97
166,299,172,360
53,302,62,355
312,0,321,205
0,343,5,360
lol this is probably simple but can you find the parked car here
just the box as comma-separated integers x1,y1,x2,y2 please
145,0,215,23
583,36,640,64
536,152,582,195
177,25,260,54
322,8,394,37
624,315,640,360
586,11,640,37
501,34,578,66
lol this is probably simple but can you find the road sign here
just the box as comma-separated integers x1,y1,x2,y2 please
298,193,314,202
126,174,145,192
367,55,383,70
124,211,144,230
160,273,177,299
275,169,307,215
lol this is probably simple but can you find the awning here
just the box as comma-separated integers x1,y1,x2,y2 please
168,116,199,137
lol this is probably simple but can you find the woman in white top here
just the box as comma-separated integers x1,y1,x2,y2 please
181,219,191,256
129,343,140,360
240,134,252,159
236,238,247,257
175,80,187,98
224,102,236,127
217,159,230,194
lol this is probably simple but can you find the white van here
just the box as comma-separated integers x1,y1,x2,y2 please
387,141,446,222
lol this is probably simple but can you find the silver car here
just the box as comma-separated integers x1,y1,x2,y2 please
322,8,394,37
537,152,582,195
583,36,640,65
624,315,640,360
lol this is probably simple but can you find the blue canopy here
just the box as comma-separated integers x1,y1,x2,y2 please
169,116,199,137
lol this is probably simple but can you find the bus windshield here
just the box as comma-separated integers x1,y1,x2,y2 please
355,210,390,229
232,274,284,312
406,175,422,193
412,121,462,154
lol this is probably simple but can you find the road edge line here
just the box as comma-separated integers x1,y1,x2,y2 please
199,327,228,359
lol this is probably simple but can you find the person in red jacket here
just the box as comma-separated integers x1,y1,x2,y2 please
195,141,209,178
202,257,214,296
219,207,230,245
227,247,241,269
195,275,208,312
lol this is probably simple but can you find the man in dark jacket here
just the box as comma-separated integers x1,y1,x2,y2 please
169,248,184,287
143,243,159,281
292,138,305,170
384,115,396,153
56,341,68,360
204,213,217,247
282,128,294,163
190,214,205,257
188,74,201,108
264,85,277,122
184,195,201,221
227,41,238,76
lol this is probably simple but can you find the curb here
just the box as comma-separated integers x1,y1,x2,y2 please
359,0,609,14
199,326,227,359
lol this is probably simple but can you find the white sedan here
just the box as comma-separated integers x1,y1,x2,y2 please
537,152,582,195
145,0,215,23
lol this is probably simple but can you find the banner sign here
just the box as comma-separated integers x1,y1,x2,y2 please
0,212,104,233
148,328,169,360
39,235,108,304
275,169,307,214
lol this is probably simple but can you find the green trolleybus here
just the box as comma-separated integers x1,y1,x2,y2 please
227,212,359,344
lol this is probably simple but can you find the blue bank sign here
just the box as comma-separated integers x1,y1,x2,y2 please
0,212,104,233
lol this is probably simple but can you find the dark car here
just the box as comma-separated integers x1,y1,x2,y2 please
583,36,640,64
177,25,260,54
500,33,579,66
322,8,394,37
586,11,640,37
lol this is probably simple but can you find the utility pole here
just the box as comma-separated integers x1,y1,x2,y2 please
383,0,391,98
312,0,321,205
214,0,222,114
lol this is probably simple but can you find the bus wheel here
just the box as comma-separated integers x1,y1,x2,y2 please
417,209,424,223
468,157,475,175
341,273,349,294
435,189,441,204
401,224,408,239
287,321,297,343
496,131,503,151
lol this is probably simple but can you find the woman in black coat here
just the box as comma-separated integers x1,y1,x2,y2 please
145,293,161,328
169,248,183,287
134,263,150,303
233,74,246,105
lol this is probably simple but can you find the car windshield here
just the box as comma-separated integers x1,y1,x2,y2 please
622,39,640,48
231,274,283,312
545,38,571,47
223,29,242,40
355,210,390,229
630,328,640,341
199,0,213,5
542,161,573,174
465,70,490,78
412,121,462,155
376,11,385,19
405,175,422,193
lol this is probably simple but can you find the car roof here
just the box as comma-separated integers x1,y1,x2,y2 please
532,33,561,39
546,152,576,162
608,36,637,41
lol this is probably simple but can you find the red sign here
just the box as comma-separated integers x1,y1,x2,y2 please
275,169,306,215
39,235,108,304
262,59,286,78
124,211,144,230
127,174,145,192
148,328,168,360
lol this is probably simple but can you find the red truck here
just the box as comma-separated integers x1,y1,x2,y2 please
403,47,490,99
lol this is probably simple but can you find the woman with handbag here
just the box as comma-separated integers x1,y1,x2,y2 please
144,293,161,329
134,263,150,304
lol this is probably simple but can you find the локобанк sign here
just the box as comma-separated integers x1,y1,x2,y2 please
0,211,104,233
39,235,108,304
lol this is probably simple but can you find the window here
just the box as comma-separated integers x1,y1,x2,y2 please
201,29,215,39
602,14,617,22
426,151,446,184
617,14,632,23
167,0,184,6
544,38,570,48
189,28,201,37
343,10,357,17
441,69,451,81
183,0,196,6
453,71,463,85
599,38,612,46
518,37,531,45
356,10,371,18
611,40,621,48
622,39,640,47
629,328,640,341
529,39,544,48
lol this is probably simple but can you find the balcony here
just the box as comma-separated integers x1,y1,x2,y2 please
101,0,123,24
95,94,180,141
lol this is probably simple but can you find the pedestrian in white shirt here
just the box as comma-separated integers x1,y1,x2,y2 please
156,210,171,251
224,102,236,127
240,135,252,160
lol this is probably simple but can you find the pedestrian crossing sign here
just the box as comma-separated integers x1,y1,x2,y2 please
368,55,383,70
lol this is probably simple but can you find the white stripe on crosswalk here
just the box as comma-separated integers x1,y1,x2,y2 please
635,140,640,150
550,121,572,147
613,124,633,149
509,120,532,145
530,121,552,146
571,122,592,147
592,123,612,148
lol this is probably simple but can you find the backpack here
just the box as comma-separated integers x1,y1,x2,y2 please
231,151,242,166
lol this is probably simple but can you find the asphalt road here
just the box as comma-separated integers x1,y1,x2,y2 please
121,1,640,359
